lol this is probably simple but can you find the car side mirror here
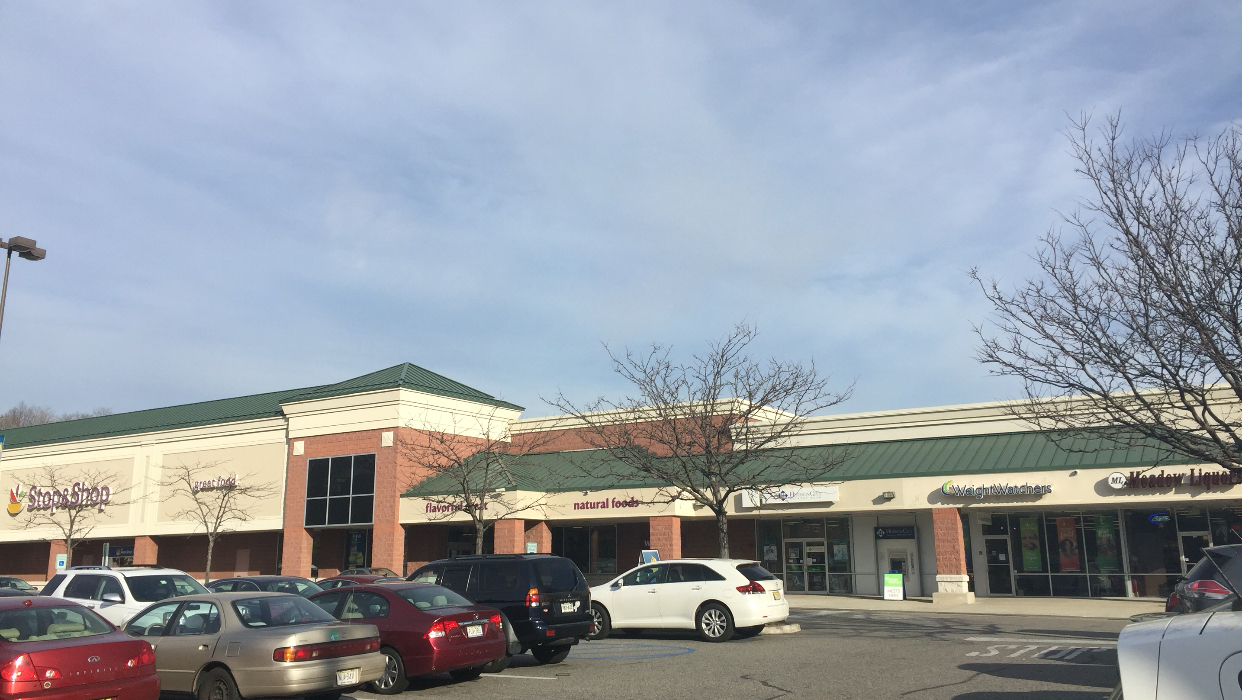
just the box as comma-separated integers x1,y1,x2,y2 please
101,593,123,604
610,582,622,591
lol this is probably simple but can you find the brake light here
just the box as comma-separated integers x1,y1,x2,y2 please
0,654,37,682
526,588,540,607
736,581,766,594
1165,592,1181,612
273,637,379,662
489,614,501,627
1187,580,1233,597
425,619,459,639
127,643,156,668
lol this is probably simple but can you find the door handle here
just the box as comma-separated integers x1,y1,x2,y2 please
647,590,658,594
198,644,210,651
691,586,702,591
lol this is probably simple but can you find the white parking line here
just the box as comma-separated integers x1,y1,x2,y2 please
964,637,1117,646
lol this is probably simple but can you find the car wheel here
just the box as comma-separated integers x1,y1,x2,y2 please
530,644,572,664
449,666,484,682
368,647,410,695
587,603,611,641
697,603,735,642
196,668,239,700
735,625,764,638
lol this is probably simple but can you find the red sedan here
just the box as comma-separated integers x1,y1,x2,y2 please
0,597,158,700
308,583,505,694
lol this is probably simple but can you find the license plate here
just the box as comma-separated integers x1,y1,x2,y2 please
560,601,579,613
465,624,483,638
773,591,781,600
335,668,360,686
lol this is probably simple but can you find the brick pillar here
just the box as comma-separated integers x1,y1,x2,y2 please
371,432,406,575
133,536,158,566
47,540,66,581
281,441,313,578
494,520,526,554
524,521,552,553
648,516,681,559
932,507,974,604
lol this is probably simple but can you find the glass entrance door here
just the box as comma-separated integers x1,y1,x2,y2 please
805,543,828,592
985,537,1014,595
1180,532,1211,574
785,541,805,592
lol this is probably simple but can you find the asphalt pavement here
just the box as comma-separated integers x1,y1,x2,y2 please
347,608,1127,700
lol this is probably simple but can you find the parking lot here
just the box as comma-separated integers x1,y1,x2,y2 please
347,608,1126,700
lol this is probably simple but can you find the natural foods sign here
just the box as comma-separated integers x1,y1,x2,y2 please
8,482,111,516
941,481,1052,500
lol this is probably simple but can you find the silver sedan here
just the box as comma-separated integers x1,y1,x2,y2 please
125,591,386,700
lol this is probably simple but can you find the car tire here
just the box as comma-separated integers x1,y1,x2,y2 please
530,644,572,664
449,666,484,682
735,625,764,638
587,603,611,641
368,646,410,695
697,603,735,642
196,668,240,700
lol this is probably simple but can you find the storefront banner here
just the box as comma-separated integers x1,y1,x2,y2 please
1057,517,1081,572
1020,518,1041,571
1095,515,1119,572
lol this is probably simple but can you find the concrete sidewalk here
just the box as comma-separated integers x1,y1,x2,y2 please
786,593,1164,620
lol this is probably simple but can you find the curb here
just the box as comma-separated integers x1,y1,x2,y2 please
759,623,801,635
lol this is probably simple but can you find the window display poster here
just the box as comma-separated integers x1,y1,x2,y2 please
833,542,850,562
1020,518,1042,571
1057,517,1081,572
1095,515,1119,572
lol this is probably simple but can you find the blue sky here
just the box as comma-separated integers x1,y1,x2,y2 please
1,1,1239,418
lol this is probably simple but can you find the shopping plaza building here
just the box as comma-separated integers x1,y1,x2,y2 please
1,362,1236,602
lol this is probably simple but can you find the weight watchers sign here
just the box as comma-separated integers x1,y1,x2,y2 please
940,480,1051,500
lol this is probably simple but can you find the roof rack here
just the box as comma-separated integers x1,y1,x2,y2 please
113,564,165,570
66,565,111,571
446,553,554,560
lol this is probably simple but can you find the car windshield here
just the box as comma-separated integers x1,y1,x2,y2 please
4,580,34,591
232,596,338,628
534,559,588,592
396,585,473,611
0,606,112,642
126,574,208,602
260,579,323,596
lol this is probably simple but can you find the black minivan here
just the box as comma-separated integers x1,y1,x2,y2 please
408,554,592,670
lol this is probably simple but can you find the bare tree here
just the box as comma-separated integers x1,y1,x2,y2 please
548,323,852,557
973,115,1242,470
0,403,112,429
19,464,125,566
161,461,277,582
401,412,555,555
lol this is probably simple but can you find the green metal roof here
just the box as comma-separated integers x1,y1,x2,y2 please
285,363,523,411
404,430,1199,496
1,363,522,450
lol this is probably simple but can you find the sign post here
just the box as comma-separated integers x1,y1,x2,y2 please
883,571,904,600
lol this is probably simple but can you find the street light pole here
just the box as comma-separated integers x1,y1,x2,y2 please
0,236,48,350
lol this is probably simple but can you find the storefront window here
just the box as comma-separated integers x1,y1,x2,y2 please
304,453,376,527
1123,508,1180,598
998,511,1128,598
825,519,852,594
757,520,782,577
783,519,826,539
551,525,616,575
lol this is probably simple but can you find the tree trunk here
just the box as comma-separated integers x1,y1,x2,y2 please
716,509,730,558
474,521,485,555
205,535,215,583
65,537,74,570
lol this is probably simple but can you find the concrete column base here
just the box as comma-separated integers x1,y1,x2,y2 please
933,591,976,605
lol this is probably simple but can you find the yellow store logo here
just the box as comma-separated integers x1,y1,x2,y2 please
7,485,25,516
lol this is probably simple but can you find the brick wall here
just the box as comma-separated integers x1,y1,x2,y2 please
153,532,281,580
932,507,968,576
648,516,681,559
681,518,756,559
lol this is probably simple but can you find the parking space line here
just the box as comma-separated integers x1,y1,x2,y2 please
481,675,558,681
964,636,1117,646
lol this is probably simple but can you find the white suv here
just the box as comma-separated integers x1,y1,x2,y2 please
588,558,788,642
40,565,208,626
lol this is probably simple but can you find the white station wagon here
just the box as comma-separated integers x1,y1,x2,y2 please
587,558,788,642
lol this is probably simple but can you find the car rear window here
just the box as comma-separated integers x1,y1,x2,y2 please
38,575,65,596
261,579,323,596
534,559,587,592
232,596,338,628
396,585,473,611
737,564,777,581
0,606,112,642
127,575,208,602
